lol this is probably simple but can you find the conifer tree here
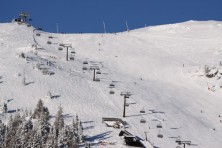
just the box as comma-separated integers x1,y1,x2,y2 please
54,106,64,137
33,99,44,119
0,100,81,147
33,99,49,121
4,113,22,147
0,120,6,146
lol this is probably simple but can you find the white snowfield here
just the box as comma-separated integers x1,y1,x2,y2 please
0,20,222,148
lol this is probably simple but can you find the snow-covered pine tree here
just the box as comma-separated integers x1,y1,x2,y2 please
25,127,38,147
0,100,83,147
45,126,56,147
32,99,43,119
73,115,84,144
32,99,49,121
19,117,33,147
54,106,64,137
66,125,78,148
57,126,66,147
57,125,78,148
71,118,77,143
32,131,42,147
4,113,23,147
37,117,51,146
73,115,80,143
0,120,6,146
78,121,84,143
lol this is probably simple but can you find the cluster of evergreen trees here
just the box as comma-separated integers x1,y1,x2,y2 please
0,99,84,148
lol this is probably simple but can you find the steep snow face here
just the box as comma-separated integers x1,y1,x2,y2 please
1,21,222,147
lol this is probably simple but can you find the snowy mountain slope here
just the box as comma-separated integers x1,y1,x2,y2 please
1,21,222,147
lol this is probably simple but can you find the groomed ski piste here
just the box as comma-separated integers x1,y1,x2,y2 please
1,20,222,147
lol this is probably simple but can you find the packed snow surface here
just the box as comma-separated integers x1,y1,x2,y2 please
1,21,222,147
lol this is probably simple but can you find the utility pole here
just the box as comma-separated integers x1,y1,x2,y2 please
120,92,132,117
59,43,72,61
66,46,68,61
56,23,59,33
125,20,129,32
103,21,106,34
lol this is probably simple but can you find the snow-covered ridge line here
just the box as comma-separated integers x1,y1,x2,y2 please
0,21,222,147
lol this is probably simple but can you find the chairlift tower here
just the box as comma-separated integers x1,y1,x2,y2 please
90,66,100,81
59,43,72,61
120,92,132,117
175,139,191,148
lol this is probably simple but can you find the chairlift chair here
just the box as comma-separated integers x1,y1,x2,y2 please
94,78,100,82
125,96,130,98
157,134,163,138
83,61,88,64
175,138,181,144
58,47,63,51
157,124,162,128
59,43,64,46
36,33,41,36
47,71,54,75
110,83,115,87
109,90,115,94
140,108,145,113
47,41,52,44
71,51,76,54
70,57,74,60
48,36,53,39
140,118,146,123
125,103,129,107
82,67,87,70
96,71,101,74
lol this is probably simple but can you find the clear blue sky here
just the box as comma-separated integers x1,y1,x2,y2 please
1,0,222,33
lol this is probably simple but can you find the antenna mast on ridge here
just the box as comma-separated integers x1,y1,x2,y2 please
103,21,107,34
125,20,129,32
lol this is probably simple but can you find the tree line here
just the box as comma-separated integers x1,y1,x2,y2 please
0,99,84,148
